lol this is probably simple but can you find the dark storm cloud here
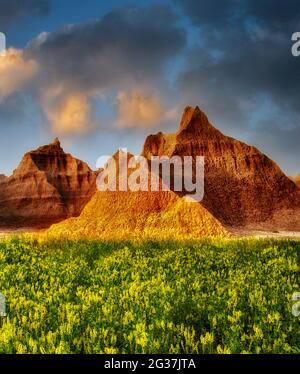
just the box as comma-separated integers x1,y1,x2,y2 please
0,0,49,31
245,0,300,28
26,5,186,93
174,0,300,174
175,0,300,112
175,0,300,29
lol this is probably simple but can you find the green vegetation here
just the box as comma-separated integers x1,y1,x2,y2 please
0,238,299,353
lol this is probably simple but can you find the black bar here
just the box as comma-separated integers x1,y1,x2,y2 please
0,354,299,371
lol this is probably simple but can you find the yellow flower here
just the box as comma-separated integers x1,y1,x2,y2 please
200,332,214,346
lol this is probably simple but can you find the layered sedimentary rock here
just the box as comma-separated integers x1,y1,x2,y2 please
48,151,226,239
142,106,300,229
3,105,299,234
0,138,96,228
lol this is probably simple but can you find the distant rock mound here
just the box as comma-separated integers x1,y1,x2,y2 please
0,139,96,228
142,106,300,229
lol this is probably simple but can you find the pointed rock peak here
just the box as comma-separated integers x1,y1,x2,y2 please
177,105,223,140
179,106,209,131
31,138,64,155
53,137,61,147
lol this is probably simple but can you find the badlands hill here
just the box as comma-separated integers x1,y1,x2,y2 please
143,106,300,230
1,106,299,235
48,106,300,238
0,138,96,228
48,150,226,239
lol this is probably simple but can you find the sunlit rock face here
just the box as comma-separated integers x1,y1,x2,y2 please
143,106,300,229
0,138,96,228
48,149,226,240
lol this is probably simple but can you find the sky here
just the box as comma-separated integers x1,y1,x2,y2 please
0,0,300,176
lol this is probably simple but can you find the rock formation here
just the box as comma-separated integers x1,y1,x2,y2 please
142,106,300,229
0,139,96,228
2,106,300,234
48,151,226,239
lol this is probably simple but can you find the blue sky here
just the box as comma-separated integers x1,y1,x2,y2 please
0,0,300,176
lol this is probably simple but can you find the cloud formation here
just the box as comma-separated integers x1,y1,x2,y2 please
174,0,300,174
18,4,185,134
175,0,300,116
115,90,164,129
0,48,38,99
1,0,299,176
0,0,49,31
42,90,91,136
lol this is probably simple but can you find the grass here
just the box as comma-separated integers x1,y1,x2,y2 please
0,237,299,353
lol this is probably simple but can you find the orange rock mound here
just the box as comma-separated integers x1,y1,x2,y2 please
0,139,96,228
47,151,226,239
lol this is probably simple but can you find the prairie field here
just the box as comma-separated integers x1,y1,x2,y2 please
0,238,299,354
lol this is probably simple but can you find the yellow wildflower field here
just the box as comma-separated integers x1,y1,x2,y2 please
0,238,299,353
